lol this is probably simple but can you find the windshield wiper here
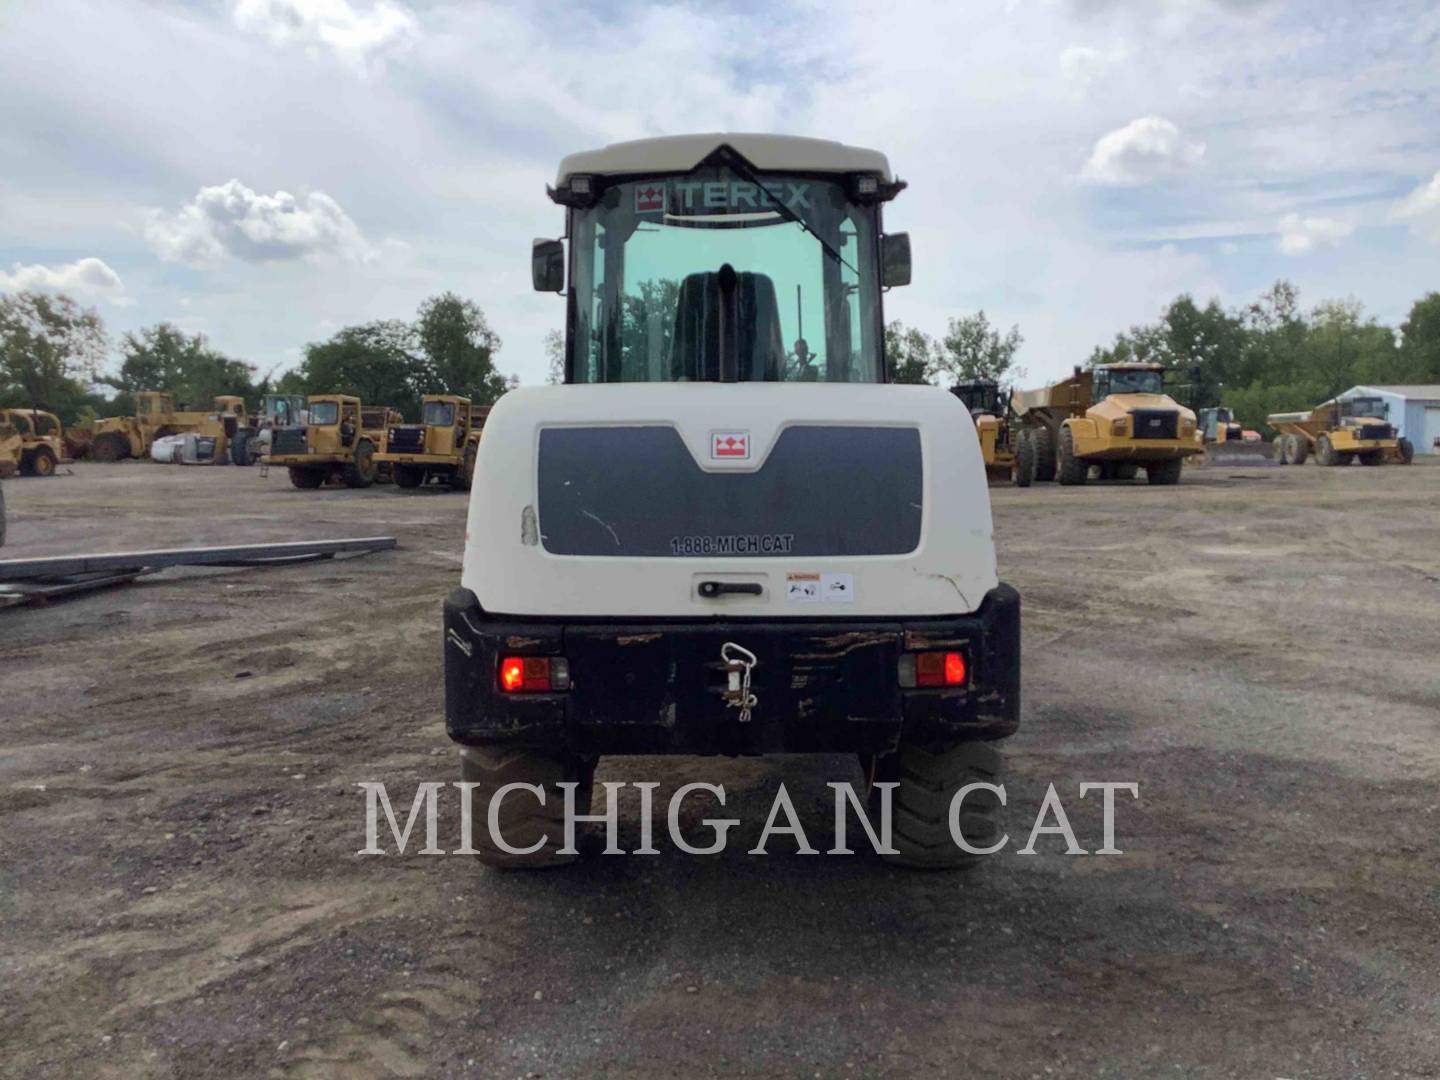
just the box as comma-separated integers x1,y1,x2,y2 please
720,151,860,277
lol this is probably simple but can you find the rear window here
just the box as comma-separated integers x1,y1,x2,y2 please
537,425,922,557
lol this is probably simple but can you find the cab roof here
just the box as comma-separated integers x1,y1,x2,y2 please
556,133,894,185
1096,362,1165,372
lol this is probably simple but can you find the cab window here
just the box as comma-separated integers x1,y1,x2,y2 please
423,401,456,427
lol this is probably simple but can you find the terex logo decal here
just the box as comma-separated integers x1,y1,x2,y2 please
711,431,749,460
635,182,666,213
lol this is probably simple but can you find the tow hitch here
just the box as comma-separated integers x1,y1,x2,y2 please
719,642,758,723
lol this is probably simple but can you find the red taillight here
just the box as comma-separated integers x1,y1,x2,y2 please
498,656,570,693
903,650,968,688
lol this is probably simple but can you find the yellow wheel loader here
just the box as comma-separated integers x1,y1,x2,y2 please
1267,395,1412,467
376,396,489,491
951,381,1034,486
90,392,250,464
0,409,73,477
266,395,400,489
1014,362,1202,486
1198,406,1274,465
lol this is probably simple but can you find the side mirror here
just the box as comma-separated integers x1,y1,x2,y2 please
881,232,911,288
532,238,565,293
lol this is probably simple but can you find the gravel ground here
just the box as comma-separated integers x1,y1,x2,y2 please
1,459,1438,1078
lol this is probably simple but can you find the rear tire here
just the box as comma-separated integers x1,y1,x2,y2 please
92,432,128,463
31,447,56,477
1014,430,1035,487
1032,426,1056,482
1398,437,1414,464
878,741,1004,870
460,746,595,869
394,464,424,489
1316,434,1337,466
230,430,253,466
1272,434,1289,464
343,440,377,489
1056,427,1086,486
288,466,324,489
1147,458,1183,485
1289,434,1310,465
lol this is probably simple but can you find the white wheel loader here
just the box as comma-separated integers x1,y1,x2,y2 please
444,134,1021,868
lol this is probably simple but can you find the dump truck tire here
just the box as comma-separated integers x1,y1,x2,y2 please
92,432,128,463
30,447,57,478
343,440,377,489
288,467,324,489
230,430,253,466
1359,449,1384,466
460,746,595,869
1147,458,1183,485
394,464,424,489
1288,434,1309,465
1114,463,1138,480
878,741,1003,870
450,443,477,491
1316,434,1337,466
1032,426,1056,482
1398,438,1414,464
1272,434,1289,464
1056,427,1086,486
1014,430,1035,487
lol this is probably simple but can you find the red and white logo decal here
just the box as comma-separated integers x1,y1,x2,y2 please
711,431,749,460
634,182,666,213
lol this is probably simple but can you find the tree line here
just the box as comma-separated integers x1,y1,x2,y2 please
0,290,512,426
889,284,1440,434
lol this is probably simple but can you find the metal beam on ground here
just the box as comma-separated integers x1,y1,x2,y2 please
0,536,397,584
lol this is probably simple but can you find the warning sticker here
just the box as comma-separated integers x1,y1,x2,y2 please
785,572,821,603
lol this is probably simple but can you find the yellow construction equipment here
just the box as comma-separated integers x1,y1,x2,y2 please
376,395,489,490
0,408,74,477
0,422,22,480
1267,395,1413,466
951,381,1034,486
265,395,400,489
1198,406,1273,465
1014,362,1202,485
90,392,249,464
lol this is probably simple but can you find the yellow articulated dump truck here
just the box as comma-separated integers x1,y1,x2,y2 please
1014,362,1202,486
1267,395,1413,466
0,409,73,477
951,381,1034,486
266,395,400,489
376,395,489,490
0,422,22,479
91,392,249,464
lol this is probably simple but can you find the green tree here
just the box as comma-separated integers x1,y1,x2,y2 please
883,320,938,384
416,292,507,404
544,329,565,385
0,291,108,419
1399,292,1440,383
297,320,428,420
935,310,1024,385
109,323,257,409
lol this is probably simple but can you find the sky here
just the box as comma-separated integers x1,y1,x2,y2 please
1,0,1438,388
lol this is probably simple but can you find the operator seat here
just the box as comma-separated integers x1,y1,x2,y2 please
668,270,787,382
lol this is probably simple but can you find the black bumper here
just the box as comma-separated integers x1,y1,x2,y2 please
443,585,1021,756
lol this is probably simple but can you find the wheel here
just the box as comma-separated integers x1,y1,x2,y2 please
1398,438,1414,464
877,741,1004,870
30,447,56,477
1359,449,1384,466
451,442,478,491
1146,457,1183,485
288,467,324,489
229,430,253,466
460,746,595,868
1315,434,1337,466
1272,433,1289,464
1056,427,1086,486
393,464,424,489
1114,463,1139,481
1014,429,1035,487
1288,434,1309,465
1032,426,1056,482
343,440,377,489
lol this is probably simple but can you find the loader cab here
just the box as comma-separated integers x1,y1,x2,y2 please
136,392,174,420
537,140,909,386
260,394,307,430
952,381,1008,419
1199,407,1242,442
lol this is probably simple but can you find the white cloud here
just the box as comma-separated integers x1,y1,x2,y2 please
1081,116,1205,185
1060,43,1128,94
0,257,130,304
232,0,415,64
145,179,374,266
1390,170,1440,243
1276,213,1353,255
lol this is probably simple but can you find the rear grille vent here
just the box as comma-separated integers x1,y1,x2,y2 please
388,426,425,453
272,428,307,455
1130,409,1178,440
